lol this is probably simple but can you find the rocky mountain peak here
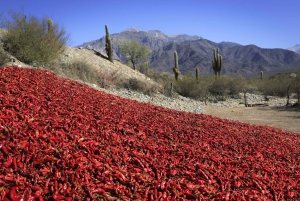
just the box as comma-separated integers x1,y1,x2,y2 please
122,27,140,32
287,44,300,54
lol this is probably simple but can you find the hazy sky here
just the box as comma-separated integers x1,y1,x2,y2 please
1,0,299,49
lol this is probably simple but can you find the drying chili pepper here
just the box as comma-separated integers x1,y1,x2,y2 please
0,66,300,200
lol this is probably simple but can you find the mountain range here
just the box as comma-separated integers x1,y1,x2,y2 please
79,27,201,60
77,28,300,77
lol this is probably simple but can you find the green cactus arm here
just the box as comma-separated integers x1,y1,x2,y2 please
174,51,179,69
47,18,53,33
218,55,222,71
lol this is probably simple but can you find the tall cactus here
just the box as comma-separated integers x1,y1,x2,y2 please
173,51,180,81
212,48,222,79
260,71,263,80
196,67,200,80
105,24,113,63
47,18,53,34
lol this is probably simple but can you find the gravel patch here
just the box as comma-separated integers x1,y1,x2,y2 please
85,83,295,115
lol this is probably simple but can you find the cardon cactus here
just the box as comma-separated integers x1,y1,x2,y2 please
212,48,222,79
173,51,180,80
47,19,53,33
105,25,113,63
261,71,263,79
196,67,200,80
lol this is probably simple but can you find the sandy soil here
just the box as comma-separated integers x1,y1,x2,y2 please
202,105,300,134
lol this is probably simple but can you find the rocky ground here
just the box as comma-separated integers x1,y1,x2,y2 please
85,82,300,134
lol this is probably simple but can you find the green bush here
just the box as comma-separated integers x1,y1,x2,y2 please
207,75,247,99
119,77,161,96
256,74,293,97
208,76,231,97
1,11,68,66
175,75,202,99
0,28,9,66
226,74,247,96
0,50,9,66
118,40,151,70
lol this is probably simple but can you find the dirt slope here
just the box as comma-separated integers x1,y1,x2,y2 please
202,105,300,134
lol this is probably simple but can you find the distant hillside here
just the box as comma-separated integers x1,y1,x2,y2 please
77,27,201,61
78,28,300,77
287,44,300,54
150,39,300,77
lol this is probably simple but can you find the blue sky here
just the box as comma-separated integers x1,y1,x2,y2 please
1,0,299,49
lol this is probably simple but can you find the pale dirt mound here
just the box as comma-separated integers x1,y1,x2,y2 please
60,47,159,87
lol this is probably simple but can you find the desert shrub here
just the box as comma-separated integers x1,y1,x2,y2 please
97,69,123,88
159,73,248,100
226,74,247,96
0,29,9,66
0,49,9,66
44,60,102,87
122,77,146,91
291,70,300,103
175,74,202,99
208,76,231,97
137,62,149,75
150,70,173,84
205,75,247,98
119,77,161,96
257,74,293,97
1,11,68,66
59,60,99,84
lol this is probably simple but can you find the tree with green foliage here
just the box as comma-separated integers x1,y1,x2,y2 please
105,24,113,63
1,11,68,66
118,40,151,70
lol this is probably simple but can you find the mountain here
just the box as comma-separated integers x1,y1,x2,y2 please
287,44,300,54
78,28,300,77
77,27,201,60
150,39,300,77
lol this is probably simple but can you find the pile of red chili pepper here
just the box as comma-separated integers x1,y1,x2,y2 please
0,66,300,200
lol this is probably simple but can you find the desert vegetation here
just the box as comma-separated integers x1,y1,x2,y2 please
105,24,113,63
1,11,68,66
118,40,151,70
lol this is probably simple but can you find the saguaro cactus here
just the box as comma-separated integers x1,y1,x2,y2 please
47,18,53,34
196,67,200,80
173,51,180,80
105,24,113,63
212,48,222,79
261,71,263,80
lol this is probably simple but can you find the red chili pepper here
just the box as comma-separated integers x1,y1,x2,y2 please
21,187,36,201
3,155,13,168
9,186,22,201
0,188,9,200
54,168,60,179
12,157,17,169
52,191,66,200
43,178,50,194
143,186,150,199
